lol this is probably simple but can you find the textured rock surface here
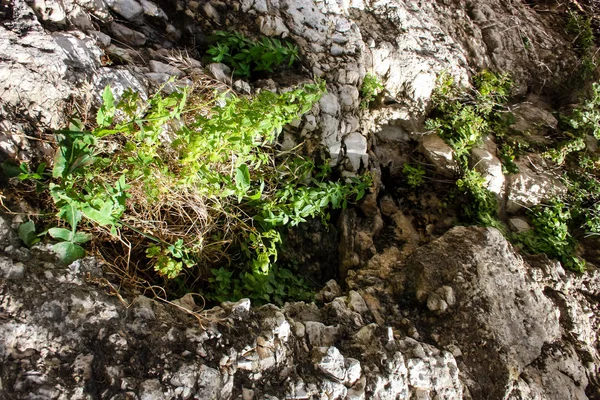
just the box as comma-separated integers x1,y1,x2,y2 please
0,213,464,399
1,0,600,399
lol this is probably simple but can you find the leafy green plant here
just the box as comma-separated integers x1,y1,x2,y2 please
16,77,370,302
48,225,92,265
18,221,40,247
360,73,384,109
543,136,586,165
206,264,314,305
565,10,597,84
206,31,299,78
426,71,512,227
402,163,426,188
567,81,600,139
514,201,585,272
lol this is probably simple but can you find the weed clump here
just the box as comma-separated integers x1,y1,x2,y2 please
425,70,511,228
206,31,299,78
9,77,370,305
360,73,384,109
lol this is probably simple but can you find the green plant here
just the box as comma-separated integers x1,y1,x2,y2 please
514,201,585,272
543,136,586,165
206,30,299,78
18,220,40,247
48,225,92,264
426,71,512,227
360,73,384,108
565,10,597,84
402,163,426,188
17,77,369,302
567,81,600,139
566,11,595,53
206,264,314,305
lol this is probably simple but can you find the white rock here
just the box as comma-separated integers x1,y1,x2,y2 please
319,380,347,400
509,217,531,233
471,146,505,195
149,60,184,77
316,346,347,382
32,0,66,24
345,358,362,386
305,321,338,347
319,92,340,116
207,63,232,84
344,132,368,171
420,134,458,177
347,291,368,315
505,156,566,213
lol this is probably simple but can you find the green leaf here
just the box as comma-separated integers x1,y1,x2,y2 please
18,221,40,247
71,231,92,244
1,161,21,178
57,203,82,231
52,242,86,265
235,164,251,192
81,202,115,226
48,227,73,242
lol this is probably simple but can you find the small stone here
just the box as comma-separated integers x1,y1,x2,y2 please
140,0,168,20
347,291,369,315
421,134,458,177
426,292,448,313
138,379,165,400
331,44,344,56
305,321,338,347
315,346,346,382
207,63,232,84
109,22,147,47
105,0,144,21
509,217,531,233
345,358,361,386
149,60,184,77
87,30,111,48
316,279,342,303
233,80,251,94
32,0,66,25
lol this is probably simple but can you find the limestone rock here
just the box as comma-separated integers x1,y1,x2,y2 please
420,134,458,178
505,156,566,213
406,226,564,399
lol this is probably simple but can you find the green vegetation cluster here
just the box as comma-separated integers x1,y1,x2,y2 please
206,30,299,78
566,10,597,85
360,73,384,109
425,70,512,228
422,67,600,272
7,31,371,304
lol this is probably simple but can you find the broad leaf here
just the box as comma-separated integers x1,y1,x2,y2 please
52,242,86,265
57,202,82,230
48,227,73,242
18,221,40,247
235,164,251,192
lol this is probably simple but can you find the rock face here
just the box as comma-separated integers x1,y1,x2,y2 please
1,0,600,399
0,213,465,399
2,217,599,399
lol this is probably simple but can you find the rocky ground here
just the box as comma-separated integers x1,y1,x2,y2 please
1,0,600,399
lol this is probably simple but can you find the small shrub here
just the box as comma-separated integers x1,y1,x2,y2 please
17,78,370,303
514,201,585,272
206,30,299,78
360,73,384,109
426,71,511,227
565,11,597,84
